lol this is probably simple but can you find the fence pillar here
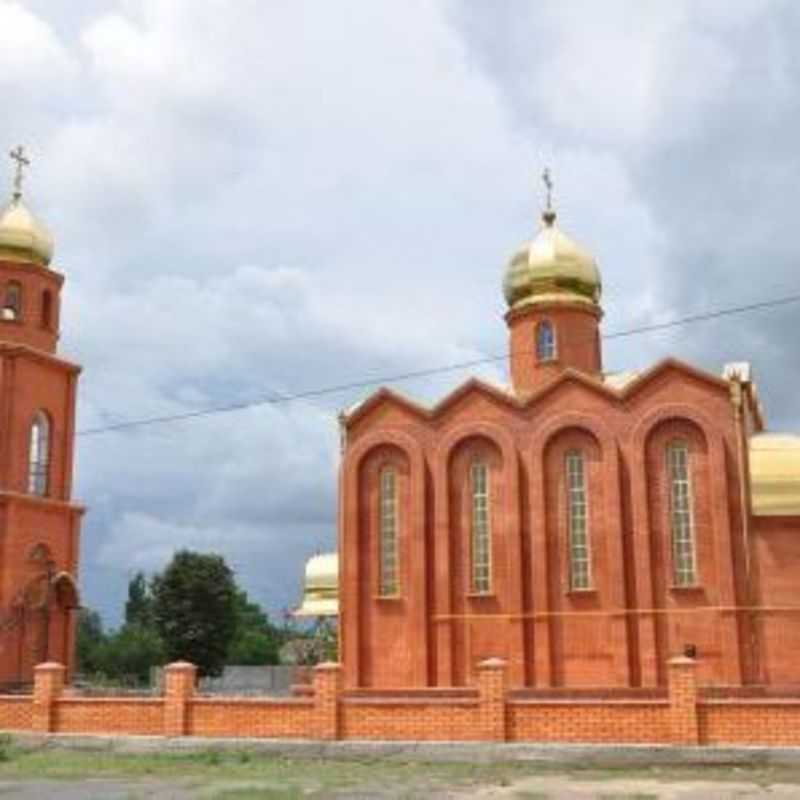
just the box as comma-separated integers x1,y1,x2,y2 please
313,661,341,740
163,661,196,737
668,655,699,745
477,657,508,742
32,662,65,734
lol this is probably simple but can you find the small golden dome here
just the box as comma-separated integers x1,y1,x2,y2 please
294,552,338,617
0,197,54,267
503,211,601,311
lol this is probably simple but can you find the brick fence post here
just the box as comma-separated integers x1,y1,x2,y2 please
313,662,341,740
668,655,699,745
32,662,65,734
477,658,508,742
163,661,196,737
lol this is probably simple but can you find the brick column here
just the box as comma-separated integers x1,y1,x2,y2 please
668,655,699,745
477,658,508,742
163,661,196,737
32,662,65,733
313,662,341,740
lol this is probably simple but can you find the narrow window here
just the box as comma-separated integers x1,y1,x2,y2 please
667,440,697,586
28,411,51,496
41,290,52,329
3,281,22,321
566,450,592,590
470,461,491,594
536,321,556,362
378,467,399,596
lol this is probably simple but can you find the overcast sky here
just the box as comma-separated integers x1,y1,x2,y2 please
1,0,798,626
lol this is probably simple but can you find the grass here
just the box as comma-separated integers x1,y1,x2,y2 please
0,745,797,797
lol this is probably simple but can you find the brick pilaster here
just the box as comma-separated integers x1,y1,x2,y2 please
477,657,508,742
668,655,699,745
163,661,196,737
32,661,65,733
313,661,341,740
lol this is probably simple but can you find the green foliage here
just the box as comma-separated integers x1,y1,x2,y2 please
92,624,166,684
124,571,154,628
151,550,238,677
76,608,105,674
227,589,282,666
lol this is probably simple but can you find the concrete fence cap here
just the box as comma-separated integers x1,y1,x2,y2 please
314,661,342,672
667,655,697,666
477,657,508,669
164,661,197,671
34,661,66,671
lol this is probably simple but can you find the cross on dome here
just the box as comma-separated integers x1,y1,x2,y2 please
541,166,556,226
9,145,30,202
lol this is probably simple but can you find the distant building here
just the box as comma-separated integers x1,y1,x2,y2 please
336,185,800,690
0,148,83,683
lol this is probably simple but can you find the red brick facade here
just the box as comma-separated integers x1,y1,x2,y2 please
338,285,799,692
0,255,83,684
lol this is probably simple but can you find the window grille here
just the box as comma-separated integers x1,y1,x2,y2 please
566,450,591,590
536,321,556,362
470,461,491,594
379,468,399,596
28,412,50,496
667,441,697,586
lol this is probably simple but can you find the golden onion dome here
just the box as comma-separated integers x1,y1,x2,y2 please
294,552,338,617
503,210,601,311
0,197,54,267
750,434,800,516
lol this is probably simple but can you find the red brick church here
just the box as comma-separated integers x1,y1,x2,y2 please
0,148,83,684
337,178,800,691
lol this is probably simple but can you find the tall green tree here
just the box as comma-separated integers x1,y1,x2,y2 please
151,550,238,677
76,607,105,674
124,571,153,628
227,589,282,665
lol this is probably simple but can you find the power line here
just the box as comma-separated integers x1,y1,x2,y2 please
76,291,800,438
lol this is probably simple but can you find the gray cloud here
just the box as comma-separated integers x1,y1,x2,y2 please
1,0,797,624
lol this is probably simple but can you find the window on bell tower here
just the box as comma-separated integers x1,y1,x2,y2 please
28,411,51,496
3,281,22,321
536,320,556,362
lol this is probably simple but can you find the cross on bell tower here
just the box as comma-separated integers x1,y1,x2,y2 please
9,145,30,202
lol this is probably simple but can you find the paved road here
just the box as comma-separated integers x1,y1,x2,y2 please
2,776,800,798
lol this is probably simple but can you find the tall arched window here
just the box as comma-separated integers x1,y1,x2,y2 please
41,290,53,329
3,281,22,321
566,450,592,590
666,440,697,586
378,467,399,596
28,411,51,496
470,461,491,594
536,320,556,362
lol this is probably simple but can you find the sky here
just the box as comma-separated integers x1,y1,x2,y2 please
1,0,799,626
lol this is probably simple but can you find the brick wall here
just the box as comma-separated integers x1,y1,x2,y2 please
0,658,796,747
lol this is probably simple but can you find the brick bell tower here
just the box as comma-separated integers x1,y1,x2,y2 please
503,169,603,396
0,147,83,685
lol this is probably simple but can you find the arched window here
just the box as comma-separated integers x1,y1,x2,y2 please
566,450,592,590
666,440,697,586
28,411,51,496
41,290,53,329
470,461,491,594
3,281,22,321
536,320,556,362
378,467,399,596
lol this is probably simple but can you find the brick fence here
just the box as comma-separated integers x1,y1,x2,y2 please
1,656,799,746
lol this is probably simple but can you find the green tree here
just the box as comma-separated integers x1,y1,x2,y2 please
151,550,238,677
226,589,282,665
76,607,105,674
94,625,166,685
124,571,153,628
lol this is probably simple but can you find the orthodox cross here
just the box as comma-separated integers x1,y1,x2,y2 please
541,167,556,224
542,167,554,211
9,145,30,201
